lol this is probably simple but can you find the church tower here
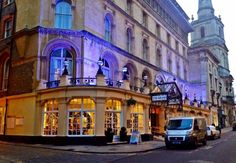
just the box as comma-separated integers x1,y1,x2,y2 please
191,0,228,74
189,0,234,127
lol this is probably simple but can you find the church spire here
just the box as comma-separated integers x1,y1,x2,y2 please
198,0,214,19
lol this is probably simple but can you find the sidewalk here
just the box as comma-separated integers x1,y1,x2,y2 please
0,127,232,154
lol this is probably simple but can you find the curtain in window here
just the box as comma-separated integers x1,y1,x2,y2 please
49,48,73,81
54,1,72,29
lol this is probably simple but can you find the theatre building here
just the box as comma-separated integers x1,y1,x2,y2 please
0,0,214,145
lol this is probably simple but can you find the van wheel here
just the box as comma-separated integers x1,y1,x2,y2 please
166,144,171,149
192,139,197,149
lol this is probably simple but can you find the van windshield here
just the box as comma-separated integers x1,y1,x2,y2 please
167,119,193,130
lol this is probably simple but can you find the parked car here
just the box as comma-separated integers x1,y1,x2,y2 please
207,125,220,139
165,117,207,149
232,122,236,131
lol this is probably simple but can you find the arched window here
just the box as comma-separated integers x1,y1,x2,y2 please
49,48,73,81
102,59,110,79
3,59,9,90
156,49,162,67
68,98,95,136
54,1,72,29
143,39,148,61
200,26,205,38
104,14,113,42
43,100,59,136
105,99,121,135
126,28,132,53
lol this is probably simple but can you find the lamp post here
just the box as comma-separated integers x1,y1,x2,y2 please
62,58,69,76
122,66,128,80
143,75,148,87
96,56,104,75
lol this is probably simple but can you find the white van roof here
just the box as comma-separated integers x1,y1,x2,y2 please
169,117,205,120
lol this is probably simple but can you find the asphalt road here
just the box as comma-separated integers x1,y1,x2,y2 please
0,131,235,163
111,130,236,163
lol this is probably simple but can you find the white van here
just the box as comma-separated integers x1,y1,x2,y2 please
165,117,207,148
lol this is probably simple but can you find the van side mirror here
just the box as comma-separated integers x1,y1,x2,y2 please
164,125,167,131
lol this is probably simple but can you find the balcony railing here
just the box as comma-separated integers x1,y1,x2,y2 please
105,79,123,88
70,77,96,86
43,77,148,94
45,80,60,88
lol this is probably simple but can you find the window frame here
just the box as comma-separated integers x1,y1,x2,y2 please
105,99,122,135
4,19,12,38
67,98,95,136
54,1,72,29
2,59,9,91
42,100,59,136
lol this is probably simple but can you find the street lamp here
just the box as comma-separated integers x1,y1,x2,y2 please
96,56,104,75
62,58,69,76
143,75,148,87
122,66,128,80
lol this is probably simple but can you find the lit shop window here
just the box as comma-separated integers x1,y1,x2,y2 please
130,103,144,133
68,98,95,136
54,1,72,29
43,100,59,136
105,99,121,135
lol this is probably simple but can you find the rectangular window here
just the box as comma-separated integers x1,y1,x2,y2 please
156,24,160,37
209,74,213,88
167,33,171,45
175,41,179,53
4,20,12,38
4,0,14,6
183,46,186,57
127,0,132,15
142,11,148,28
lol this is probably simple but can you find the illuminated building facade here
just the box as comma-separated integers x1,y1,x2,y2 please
0,0,218,144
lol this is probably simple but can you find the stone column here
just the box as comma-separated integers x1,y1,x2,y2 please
96,74,106,86
95,98,105,136
122,80,130,90
59,75,71,87
159,107,166,134
122,100,128,128
144,104,151,134
37,79,47,90
58,98,68,136
34,100,43,136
